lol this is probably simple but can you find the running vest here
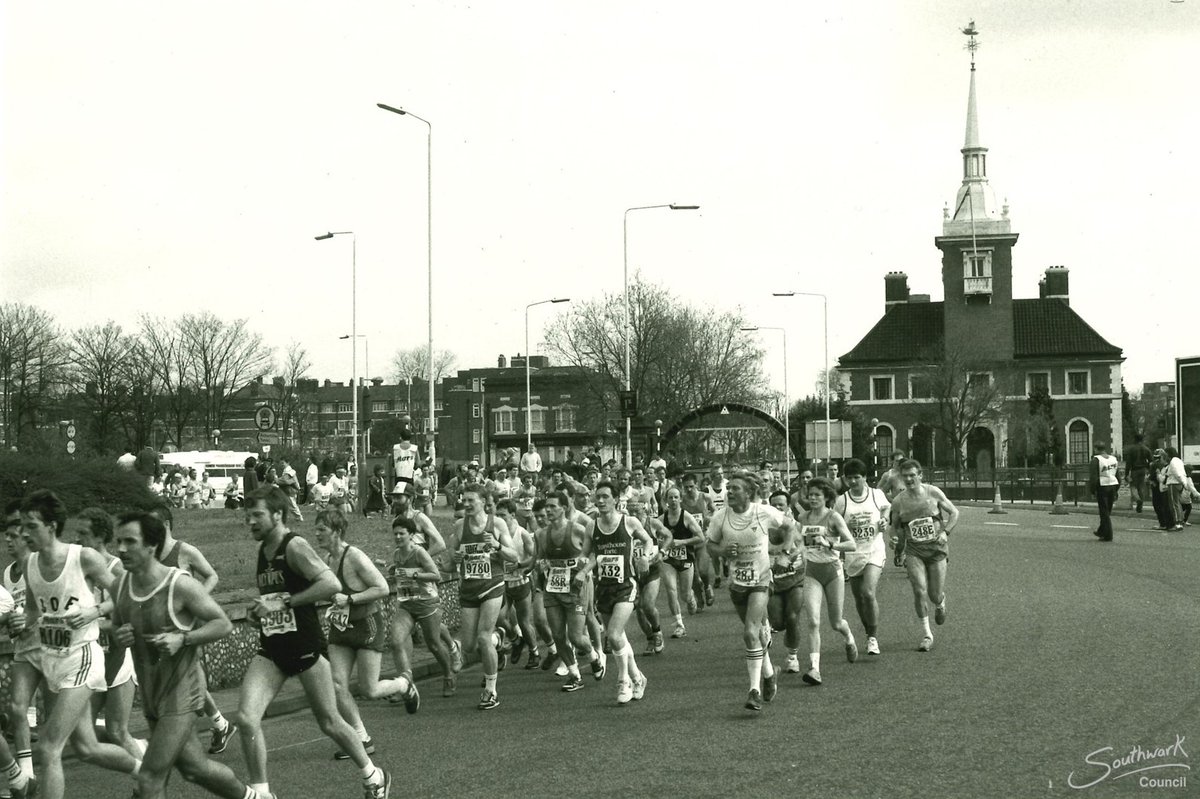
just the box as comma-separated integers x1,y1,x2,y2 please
895,492,944,545
798,508,841,565
711,504,775,589
1097,454,1119,487
592,515,634,585
835,488,889,549
256,533,323,647
389,547,438,602
705,483,728,511
459,513,504,585
393,442,419,482
26,544,100,654
115,569,204,718
2,561,37,654
332,545,377,622
660,509,693,562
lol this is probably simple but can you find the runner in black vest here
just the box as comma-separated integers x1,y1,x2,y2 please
237,486,392,799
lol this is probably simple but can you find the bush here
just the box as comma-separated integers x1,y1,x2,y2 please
0,452,158,514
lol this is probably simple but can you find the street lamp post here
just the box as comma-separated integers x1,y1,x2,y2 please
339,333,369,454
773,291,830,475
740,325,790,484
378,102,436,469
316,231,356,470
525,298,571,453
623,203,700,470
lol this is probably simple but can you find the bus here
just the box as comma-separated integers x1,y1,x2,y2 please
1176,357,1200,466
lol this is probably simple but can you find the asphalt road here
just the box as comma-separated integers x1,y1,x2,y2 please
68,504,1200,799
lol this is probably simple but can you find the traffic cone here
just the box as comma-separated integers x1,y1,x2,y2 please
1049,480,1070,515
988,484,1007,514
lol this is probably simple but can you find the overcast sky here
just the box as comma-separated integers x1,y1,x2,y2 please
2,1,1196,405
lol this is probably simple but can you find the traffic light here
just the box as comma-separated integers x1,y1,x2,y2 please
361,386,372,428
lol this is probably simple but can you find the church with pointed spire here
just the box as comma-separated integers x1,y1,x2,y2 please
838,24,1123,470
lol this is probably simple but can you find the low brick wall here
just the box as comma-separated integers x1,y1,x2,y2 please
0,578,464,701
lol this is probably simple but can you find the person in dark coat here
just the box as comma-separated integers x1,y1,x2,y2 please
243,456,260,499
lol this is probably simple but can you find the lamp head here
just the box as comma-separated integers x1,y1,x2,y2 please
552,298,571,304
669,204,700,211
315,233,334,240
740,326,759,332
376,103,406,115
772,292,795,297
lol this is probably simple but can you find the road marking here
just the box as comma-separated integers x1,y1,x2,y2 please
1051,525,1089,529
984,522,1019,526
269,736,326,753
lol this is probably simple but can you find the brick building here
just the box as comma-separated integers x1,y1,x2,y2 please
838,48,1122,470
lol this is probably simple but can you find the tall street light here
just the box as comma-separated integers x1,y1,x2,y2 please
377,102,436,468
316,231,356,470
339,333,369,454
623,203,700,469
741,325,790,484
773,291,830,475
525,298,571,453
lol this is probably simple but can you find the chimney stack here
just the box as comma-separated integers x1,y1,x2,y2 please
884,272,910,307
1044,266,1069,304
497,354,507,368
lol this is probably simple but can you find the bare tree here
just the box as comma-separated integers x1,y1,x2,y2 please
180,312,274,437
275,341,314,448
67,321,135,453
390,346,457,385
118,340,162,452
544,277,770,451
912,344,1009,470
139,315,201,449
0,304,70,450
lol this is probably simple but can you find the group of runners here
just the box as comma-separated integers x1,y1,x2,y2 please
0,451,958,798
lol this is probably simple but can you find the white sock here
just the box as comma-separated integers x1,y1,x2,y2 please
361,763,380,782
251,783,270,796
210,709,229,730
4,759,26,790
674,614,683,624
567,663,581,679
16,752,32,782
547,643,557,655
809,652,820,671
484,673,497,693
376,676,409,697
919,616,932,637
745,647,764,692
134,738,149,757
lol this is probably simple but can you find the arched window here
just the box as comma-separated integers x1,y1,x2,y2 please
1067,419,1091,465
874,424,894,463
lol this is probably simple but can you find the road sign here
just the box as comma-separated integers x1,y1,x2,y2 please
66,424,77,439
66,440,76,455
254,406,276,431
619,390,639,419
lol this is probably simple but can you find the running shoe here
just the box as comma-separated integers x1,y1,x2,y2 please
802,668,822,686
934,600,947,626
208,721,238,755
509,635,525,666
495,629,509,671
335,737,376,760
784,654,801,674
763,672,777,702
918,636,933,652
442,676,457,697
540,649,557,671
450,641,464,673
364,768,392,799
866,637,880,656
402,681,420,714
561,675,585,693
616,679,634,705
632,674,647,701
591,654,607,681
745,689,763,711
524,650,541,670
554,661,570,677
477,691,500,711
653,631,664,654
671,622,687,639
845,640,859,663
643,638,656,656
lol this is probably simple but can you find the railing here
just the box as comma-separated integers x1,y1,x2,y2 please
963,276,992,295
924,466,1095,505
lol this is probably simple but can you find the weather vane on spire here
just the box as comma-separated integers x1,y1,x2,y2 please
962,20,979,71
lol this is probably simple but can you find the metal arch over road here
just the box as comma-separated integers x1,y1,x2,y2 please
659,401,797,463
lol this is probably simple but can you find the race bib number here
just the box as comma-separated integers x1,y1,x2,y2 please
259,593,297,637
666,545,688,561
327,605,350,632
771,550,800,577
546,566,571,594
390,570,418,601
802,525,825,548
851,522,876,541
907,516,937,543
597,554,625,583
462,543,493,580
732,560,757,587
38,614,75,654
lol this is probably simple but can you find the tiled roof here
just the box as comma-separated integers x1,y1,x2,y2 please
839,298,1121,365
1012,299,1121,358
839,303,945,364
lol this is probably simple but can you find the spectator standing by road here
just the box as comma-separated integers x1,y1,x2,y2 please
277,458,304,523
243,457,260,500
1088,443,1119,541
1122,433,1153,513
519,444,542,477
1149,449,1171,529
1164,447,1187,532
305,454,320,505
364,465,387,518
